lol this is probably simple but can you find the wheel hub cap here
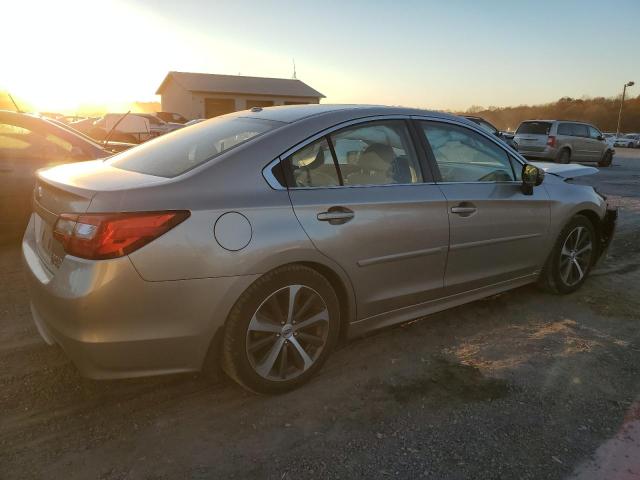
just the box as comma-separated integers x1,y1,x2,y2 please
245,284,330,381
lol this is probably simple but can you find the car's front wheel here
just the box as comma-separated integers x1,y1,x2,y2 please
221,265,340,394
539,215,596,294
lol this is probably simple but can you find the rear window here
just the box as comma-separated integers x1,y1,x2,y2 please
516,121,551,135
109,117,283,178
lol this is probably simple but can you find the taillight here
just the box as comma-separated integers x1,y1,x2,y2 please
53,211,190,260
547,135,557,147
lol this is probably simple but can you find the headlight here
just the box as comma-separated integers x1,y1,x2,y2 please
593,187,607,200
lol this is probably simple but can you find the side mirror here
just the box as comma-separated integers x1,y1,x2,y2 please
597,135,604,141
521,164,544,195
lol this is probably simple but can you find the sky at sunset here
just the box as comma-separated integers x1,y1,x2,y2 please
2,0,639,114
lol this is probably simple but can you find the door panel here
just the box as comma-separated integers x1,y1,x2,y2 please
289,185,449,319
418,119,551,292
438,183,550,290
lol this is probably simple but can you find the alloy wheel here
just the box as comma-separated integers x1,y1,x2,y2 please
246,285,329,381
559,226,593,287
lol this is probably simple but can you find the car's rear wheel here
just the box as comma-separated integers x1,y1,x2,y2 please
557,148,571,164
598,151,613,167
539,215,596,294
221,265,340,394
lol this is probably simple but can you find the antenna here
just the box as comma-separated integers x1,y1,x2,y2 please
292,58,297,79
8,93,22,113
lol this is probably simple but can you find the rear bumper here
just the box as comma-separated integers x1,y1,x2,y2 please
22,215,258,379
517,146,557,160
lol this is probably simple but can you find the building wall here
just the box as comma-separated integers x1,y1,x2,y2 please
160,80,322,120
192,92,320,119
159,78,196,120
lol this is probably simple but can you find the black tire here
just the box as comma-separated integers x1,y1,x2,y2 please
538,215,597,294
221,264,340,394
556,148,571,164
598,151,613,167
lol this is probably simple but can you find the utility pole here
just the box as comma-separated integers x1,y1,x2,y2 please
292,59,297,79
616,81,635,137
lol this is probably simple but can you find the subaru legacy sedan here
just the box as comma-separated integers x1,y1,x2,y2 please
23,105,616,393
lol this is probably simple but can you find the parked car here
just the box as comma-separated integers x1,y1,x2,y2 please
156,111,188,124
621,134,640,148
514,120,614,167
463,115,516,148
23,105,616,393
0,110,130,238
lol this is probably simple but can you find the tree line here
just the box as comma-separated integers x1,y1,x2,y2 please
461,95,640,133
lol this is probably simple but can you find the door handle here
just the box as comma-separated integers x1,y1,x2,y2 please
451,203,477,216
317,207,354,225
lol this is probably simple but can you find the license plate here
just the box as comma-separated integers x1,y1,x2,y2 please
34,214,60,270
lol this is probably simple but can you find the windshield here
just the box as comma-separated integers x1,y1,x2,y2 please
516,121,552,135
109,116,284,177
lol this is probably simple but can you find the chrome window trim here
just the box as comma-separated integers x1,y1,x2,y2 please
261,113,530,191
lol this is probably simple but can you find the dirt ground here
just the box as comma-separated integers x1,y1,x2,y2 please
2,150,640,480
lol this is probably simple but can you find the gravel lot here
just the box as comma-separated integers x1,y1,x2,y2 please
2,149,640,480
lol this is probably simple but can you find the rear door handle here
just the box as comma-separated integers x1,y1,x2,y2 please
317,207,354,225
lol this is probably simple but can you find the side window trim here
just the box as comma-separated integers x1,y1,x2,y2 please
266,115,430,190
325,135,344,186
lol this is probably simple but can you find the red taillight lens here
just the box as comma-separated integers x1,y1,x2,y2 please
547,135,556,147
53,211,190,260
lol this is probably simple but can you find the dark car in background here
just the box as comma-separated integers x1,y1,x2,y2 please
513,120,614,167
0,111,132,240
463,115,516,148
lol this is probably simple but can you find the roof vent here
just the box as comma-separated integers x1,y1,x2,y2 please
250,107,263,112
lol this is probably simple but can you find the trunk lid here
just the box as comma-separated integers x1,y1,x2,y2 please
33,160,167,271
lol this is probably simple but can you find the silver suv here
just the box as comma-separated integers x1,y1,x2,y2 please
514,120,614,167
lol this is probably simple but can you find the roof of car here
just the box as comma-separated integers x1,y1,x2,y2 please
234,103,459,125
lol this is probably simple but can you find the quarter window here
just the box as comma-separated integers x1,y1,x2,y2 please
329,121,422,186
420,122,516,183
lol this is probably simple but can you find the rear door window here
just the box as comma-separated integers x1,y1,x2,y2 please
283,137,341,188
329,121,423,186
516,122,551,135
557,123,572,135
571,124,589,137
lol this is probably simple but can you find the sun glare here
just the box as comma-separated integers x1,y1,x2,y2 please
1,0,227,114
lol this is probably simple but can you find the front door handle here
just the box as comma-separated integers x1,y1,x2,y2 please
451,203,477,216
317,207,354,225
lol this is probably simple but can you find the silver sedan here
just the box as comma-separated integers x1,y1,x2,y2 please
22,105,617,393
